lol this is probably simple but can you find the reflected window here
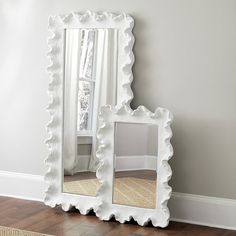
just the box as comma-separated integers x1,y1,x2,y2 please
78,30,96,134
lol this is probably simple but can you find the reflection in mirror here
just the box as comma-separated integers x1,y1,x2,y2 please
63,28,118,196
113,122,158,209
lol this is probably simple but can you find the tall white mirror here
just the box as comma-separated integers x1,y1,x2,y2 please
45,11,134,213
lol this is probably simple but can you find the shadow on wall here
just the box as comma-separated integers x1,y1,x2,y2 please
169,116,236,199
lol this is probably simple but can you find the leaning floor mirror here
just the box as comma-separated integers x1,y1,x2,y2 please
45,11,134,213
96,105,173,227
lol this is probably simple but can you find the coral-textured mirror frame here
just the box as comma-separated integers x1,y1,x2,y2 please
45,11,134,214
96,105,173,227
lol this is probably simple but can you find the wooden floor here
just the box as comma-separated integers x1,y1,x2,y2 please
0,196,235,236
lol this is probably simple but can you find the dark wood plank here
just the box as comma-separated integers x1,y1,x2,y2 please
0,196,235,236
64,172,97,182
115,170,157,181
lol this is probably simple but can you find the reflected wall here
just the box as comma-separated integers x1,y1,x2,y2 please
113,122,158,209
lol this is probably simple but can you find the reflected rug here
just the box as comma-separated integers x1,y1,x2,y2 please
63,177,156,209
0,226,53,236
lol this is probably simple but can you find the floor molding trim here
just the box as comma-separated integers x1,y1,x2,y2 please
0,171,235,230
0,171,44,202
169,192,236,230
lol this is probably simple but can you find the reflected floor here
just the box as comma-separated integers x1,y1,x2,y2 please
63,170,156,208
114,170,157,209
64,172,99,196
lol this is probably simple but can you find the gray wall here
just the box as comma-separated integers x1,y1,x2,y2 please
0,0,235,199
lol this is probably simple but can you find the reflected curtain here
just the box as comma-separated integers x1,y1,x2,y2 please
63,29,81,175
88,29,118,172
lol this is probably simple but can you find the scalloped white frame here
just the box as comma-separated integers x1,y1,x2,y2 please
96,105,173,227
45,11,135,214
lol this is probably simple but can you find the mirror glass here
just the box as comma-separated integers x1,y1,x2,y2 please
113,122,158,209
63,28,118,196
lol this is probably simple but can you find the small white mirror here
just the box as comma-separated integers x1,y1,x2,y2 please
96,105,173,227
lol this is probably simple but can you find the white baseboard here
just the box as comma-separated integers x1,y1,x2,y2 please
0,170,235,230
169,192,236,230
0,171,44,202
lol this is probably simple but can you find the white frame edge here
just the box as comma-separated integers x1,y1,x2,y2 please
45,11,135,214
96,105,174,227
